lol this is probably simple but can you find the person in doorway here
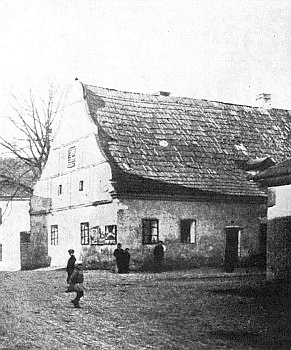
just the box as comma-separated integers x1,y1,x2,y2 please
113,243,124,273
123,248,131,273
68,260,84,309
66,249,76,283
153,240,165,273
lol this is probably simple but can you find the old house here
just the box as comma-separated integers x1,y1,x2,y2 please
252,159,291,280
0,158,31,271
31,81,291,270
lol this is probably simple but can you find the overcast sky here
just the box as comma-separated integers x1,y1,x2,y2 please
1,0,291,148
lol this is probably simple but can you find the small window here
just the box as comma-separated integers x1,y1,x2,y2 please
81,222,89,245
79,181,84,191
0,244,2,261
0,207,2,225
181,219,197,244
51,225,58,246
68,146,76,168
58,185,62,195
142,219,159,244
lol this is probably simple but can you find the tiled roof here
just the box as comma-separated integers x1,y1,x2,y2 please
83,84,291,198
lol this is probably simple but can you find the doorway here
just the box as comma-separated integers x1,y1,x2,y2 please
224,226,241,272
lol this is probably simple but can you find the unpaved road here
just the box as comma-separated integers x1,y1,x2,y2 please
0,269,289,350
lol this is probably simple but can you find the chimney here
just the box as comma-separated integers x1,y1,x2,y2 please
153,91,171,97
256,93,271,109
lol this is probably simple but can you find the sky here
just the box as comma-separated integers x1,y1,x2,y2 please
1,0,291,151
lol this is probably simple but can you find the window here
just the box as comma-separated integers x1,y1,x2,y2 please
181,219,197,244
58,185,62,195
81,222,89,245
0,207,2,225
68,146,76,168
79,180,84,191
142,219,159,244
0,244,2,261
51,225,58,245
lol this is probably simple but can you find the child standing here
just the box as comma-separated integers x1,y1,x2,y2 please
66,249,76,283
68,260,84,308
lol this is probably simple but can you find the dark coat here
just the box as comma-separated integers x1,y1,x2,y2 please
153,244,164,259
66,255,76,274
68,268,84,284
114,248,124,262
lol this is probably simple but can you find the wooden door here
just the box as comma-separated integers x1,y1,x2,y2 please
224,227,239,272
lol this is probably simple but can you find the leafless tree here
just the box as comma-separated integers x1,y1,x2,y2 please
0,85,63,194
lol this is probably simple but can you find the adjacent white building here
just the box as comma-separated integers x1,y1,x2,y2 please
0,196,30,271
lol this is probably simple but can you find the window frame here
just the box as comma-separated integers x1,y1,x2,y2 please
51,225,59,246
81,222,90,245
79,180,84,191
67,146,76,168
142,218,159,245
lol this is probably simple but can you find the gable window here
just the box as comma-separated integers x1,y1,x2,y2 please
142,219,159,244
79,180,84,191
51,225,58,246
181,219,197,244
68,146,76,168
81,222,89,245
58,185,62,195
0,244,2,261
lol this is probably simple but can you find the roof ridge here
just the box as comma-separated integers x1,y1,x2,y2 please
83,83,291,112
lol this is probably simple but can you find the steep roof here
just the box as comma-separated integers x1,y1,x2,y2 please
83,84,291,198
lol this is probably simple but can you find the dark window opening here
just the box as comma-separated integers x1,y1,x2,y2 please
79,180,84,191
58,185,62,195
181,219,197,243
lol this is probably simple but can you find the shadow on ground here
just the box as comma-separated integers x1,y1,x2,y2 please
209,278,290,350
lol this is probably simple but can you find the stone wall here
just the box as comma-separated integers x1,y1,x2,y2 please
267,216,291,280
23,195,51,269
114,197,264,271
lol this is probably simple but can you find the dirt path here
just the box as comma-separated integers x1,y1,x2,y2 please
0,269,289,350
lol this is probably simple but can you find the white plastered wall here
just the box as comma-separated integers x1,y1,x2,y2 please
0,199,30,271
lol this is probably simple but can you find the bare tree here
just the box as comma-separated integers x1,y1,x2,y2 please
0,85,63,194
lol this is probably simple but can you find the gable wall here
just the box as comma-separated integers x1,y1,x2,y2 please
31,82,116,268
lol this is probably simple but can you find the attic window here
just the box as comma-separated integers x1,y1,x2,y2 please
68,146,76,168
159,140,168,147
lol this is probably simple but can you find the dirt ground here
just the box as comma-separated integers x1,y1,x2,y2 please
0,268,289,350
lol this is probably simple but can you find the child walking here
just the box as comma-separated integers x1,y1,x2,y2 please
68,260,84,308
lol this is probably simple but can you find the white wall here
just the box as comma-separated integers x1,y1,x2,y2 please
0,199,30,271
33,81,116,266
268,185,291,220
47,200,118,266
